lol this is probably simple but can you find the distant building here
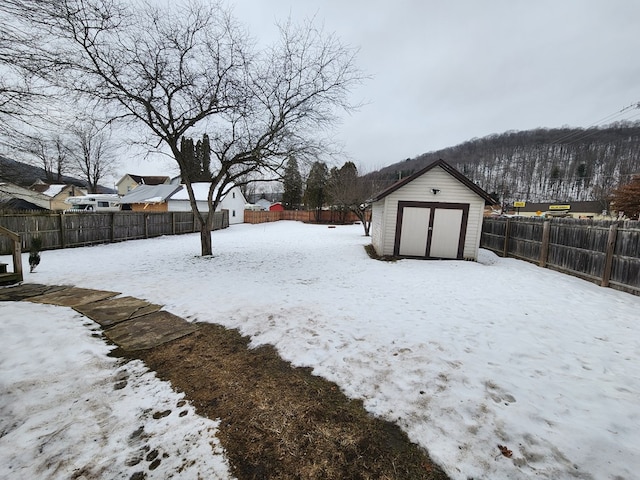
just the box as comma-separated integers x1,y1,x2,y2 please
166,183,247,225
30,183,87,211
254,198,272,211
506,201,611,219
119,184,183,212
269,202,284,212
247,192,283,204
116,174,171,196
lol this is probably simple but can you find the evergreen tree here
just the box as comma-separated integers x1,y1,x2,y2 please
180,137,196,181
326,162,358,222
199,134,211,179
282,156,302,210
180,134,212,182
304,161,328,221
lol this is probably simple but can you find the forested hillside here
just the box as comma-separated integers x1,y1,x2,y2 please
374,122,640,206
0,155,86,188
0,155,118,193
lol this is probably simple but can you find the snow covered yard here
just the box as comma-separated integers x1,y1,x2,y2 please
2,221,639,479
0,302,232,479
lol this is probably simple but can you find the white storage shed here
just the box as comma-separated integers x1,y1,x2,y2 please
370,159,496,261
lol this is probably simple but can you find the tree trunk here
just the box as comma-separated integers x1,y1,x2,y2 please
352,208,371,236
200,223,212,256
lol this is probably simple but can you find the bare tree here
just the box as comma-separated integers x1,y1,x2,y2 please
0,11,34,134
67,118,116,193
27,134,70,182
326,162,380,236
2,0,362,255
0,2,62,140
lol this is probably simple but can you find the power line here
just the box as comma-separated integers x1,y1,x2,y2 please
552,102,640,145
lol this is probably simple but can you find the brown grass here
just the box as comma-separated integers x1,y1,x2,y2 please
119,323,450,480
364,244,399,262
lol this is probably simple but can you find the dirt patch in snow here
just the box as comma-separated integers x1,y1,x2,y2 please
115,323,450,480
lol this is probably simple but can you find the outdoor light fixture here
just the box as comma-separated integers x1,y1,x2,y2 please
431,188,440,194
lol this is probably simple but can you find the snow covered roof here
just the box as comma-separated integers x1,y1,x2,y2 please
30,184,86,197
168,183,220,202
41,184,66,197
119,184,182,204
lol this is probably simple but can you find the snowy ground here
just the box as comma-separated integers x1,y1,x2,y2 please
0,302,232,479
1,221,639,479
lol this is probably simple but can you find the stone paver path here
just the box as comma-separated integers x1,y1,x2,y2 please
1,283,197,352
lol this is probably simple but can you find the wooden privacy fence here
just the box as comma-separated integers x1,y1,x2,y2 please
481,217,640,296
244,209,366,224
0,210,228,254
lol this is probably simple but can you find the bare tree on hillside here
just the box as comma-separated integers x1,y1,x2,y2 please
2,0,363,255
27,134,70,182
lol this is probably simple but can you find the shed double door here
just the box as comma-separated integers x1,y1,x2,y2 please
394,202,469,259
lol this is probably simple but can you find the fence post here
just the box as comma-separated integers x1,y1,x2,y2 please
601,223,618,287
502,218,511,257
539,220,551,267
172,212,176,235
58,213,66,249
144,213,149,239
110,212,116,243
12,236,23,281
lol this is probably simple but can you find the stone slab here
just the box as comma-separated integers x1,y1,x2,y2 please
103,310,198,351
0,283,69,302
27,286,120,307
74,296,163,328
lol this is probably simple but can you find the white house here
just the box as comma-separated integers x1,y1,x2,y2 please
370,159,496,261
167,183,247,224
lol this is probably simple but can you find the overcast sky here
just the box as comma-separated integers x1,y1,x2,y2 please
118,0,640,180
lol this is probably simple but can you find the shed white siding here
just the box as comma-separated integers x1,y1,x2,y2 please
371,202,385,255
372,165,486,260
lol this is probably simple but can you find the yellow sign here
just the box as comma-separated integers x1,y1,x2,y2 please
549,204,570,210
513,201,526,208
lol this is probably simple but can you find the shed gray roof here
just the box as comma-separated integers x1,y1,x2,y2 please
119,184,183,204
370,159,497,205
